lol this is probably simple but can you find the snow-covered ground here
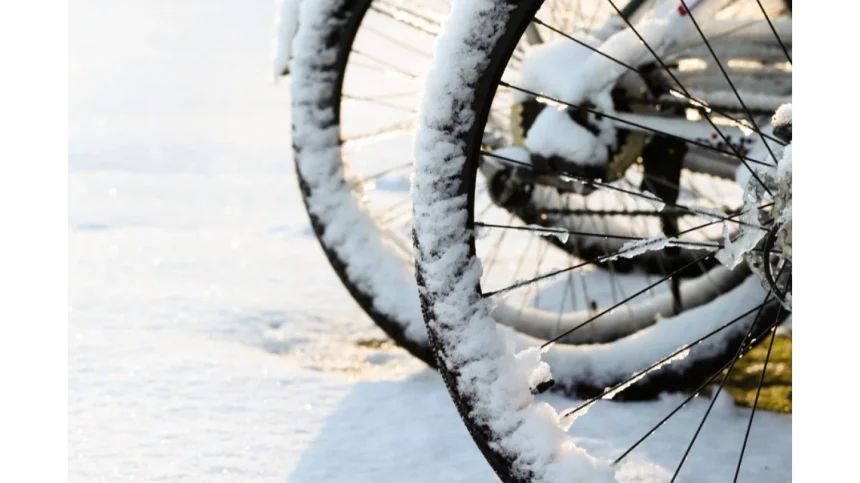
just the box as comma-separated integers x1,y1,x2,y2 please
69,1,789,481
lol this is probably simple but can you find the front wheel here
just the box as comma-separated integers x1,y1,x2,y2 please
411,0,791,481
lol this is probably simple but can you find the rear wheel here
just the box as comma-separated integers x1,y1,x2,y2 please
288,0,732,363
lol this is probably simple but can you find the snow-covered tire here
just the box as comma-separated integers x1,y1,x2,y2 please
411,1,789,481
287,0,691,366
290,0,435,365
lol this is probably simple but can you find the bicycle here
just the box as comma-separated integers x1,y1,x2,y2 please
278,1,789,381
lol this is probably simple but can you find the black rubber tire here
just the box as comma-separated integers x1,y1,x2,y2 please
291,0,435,366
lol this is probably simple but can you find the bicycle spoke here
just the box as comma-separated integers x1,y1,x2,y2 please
675,0,781,186
496,81,775,168
343,94,416,114
561,299,777,420
348,59,417,80
507,234,537,293
556,257,578,334
481,211,516,279
539,252,712,348
530,16,785,146
480,196,772,300
351,49,420,79
352,162,414,187
342,120,416,144
606,0,775,197
732,320,781,482
613,294,782,468
520,241,553,317
481,149,768,229
474,222,732,251
363,25,434,58
370,1,442,37
753,0,792,64
670,265,787,481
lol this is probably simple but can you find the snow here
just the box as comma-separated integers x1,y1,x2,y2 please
525,104,614,167
70,1,790,482
271,0,301,77
537,275,773,389
559,0,731,103
715,199,766,268
290,0,428,346
612,234,671,260
516,34,602,104
525,224,571,243
778,143,793,181
773,103,793,127
722,103,792,268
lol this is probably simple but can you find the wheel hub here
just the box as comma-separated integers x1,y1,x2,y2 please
721,104,792,309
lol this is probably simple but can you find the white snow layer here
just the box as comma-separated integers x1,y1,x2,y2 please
525,104,614,167
773,103,792,127
561,0,732,104
413,0,619,481
271,0,302,77
69,0,790,481
291,0,428,345
538,275,770,389
724,103,792,266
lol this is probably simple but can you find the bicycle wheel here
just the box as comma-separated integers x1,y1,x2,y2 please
284,0,714,365
286,0,784,362
477,0,791,276
411,0,791,481
286,0,446,365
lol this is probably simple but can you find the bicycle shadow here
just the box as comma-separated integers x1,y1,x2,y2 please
286,370,494,483
285,367,790,483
